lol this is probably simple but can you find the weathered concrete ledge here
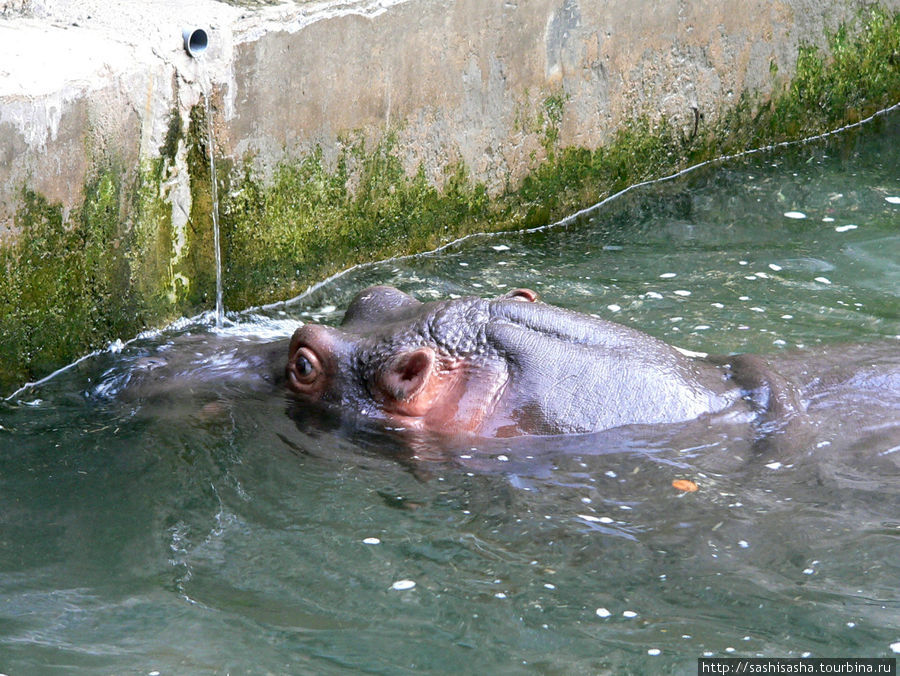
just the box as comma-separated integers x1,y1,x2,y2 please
2,0,899,393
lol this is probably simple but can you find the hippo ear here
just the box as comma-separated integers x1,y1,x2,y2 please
501,288,539,303
377,347,435,404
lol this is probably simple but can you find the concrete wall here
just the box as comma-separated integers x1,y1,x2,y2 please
1,0,899,391
3,0,896,230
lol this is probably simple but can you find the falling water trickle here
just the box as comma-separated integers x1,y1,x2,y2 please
183,27,224,328
199,71,224,329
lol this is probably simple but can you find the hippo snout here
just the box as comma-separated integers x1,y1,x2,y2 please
287,324,338,399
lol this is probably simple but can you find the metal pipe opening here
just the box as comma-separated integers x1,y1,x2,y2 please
182,28,209,57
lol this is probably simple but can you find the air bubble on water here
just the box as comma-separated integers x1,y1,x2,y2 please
494,592,507,599
496,455,509,462
581,497,592,504
834,224,858,232
596,607,612,618
745,275,758,281
739,296,751,301
781,314,793,319
660,272,677,278
711,302,725,309
643,291,664,300
885,196,900,204
674,290,691,296
765,461,783,470
459,262,469,267
544,583,556,590
814,277,832,285
803,568,815,575
623,610,637,618
738,540,749,549
391,579,416,591
492,244,511,251
694,325,710,331
607,304,622,312
890,642,900,653
363,537,381,545
648,649,661,656
784,211,806,219
822,217,835,222
605,470,617,478
847,622,856,628
769,263,783,271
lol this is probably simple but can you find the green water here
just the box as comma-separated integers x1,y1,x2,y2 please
1,111,899,674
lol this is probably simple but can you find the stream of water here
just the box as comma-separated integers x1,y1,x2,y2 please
0,110,898,674
200,68,225,329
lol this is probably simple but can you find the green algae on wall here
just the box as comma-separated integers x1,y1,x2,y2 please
0,173,142,391
0,100,230,393
1,144,191,393
1,5,899,395
221,134,490,309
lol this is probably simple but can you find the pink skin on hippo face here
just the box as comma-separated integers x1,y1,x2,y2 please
286,285,744,438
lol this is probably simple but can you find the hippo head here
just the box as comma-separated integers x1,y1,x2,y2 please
286,285,738,437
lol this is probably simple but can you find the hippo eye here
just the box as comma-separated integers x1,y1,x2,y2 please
296,354,314,377
288,346,322,388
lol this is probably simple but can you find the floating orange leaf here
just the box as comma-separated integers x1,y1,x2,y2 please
672,479,699,492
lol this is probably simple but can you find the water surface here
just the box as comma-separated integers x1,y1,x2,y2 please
1,112,899,674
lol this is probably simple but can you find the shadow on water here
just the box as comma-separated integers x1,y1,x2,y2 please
0,111,899,673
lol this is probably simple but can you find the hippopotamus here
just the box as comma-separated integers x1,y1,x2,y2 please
285,285,900,441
